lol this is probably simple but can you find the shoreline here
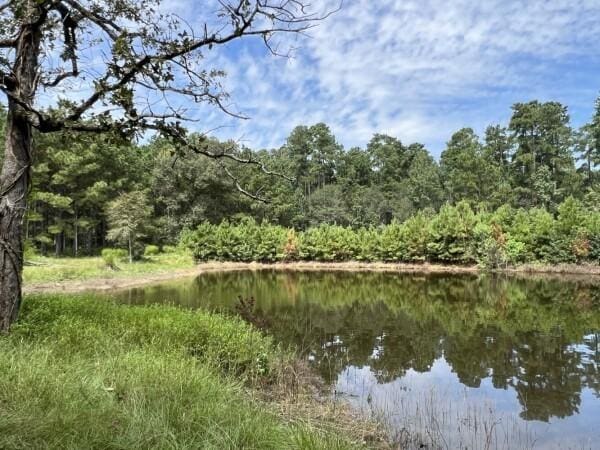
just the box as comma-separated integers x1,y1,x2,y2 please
23,260,600,294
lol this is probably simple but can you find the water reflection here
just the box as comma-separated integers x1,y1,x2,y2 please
109,271,600,448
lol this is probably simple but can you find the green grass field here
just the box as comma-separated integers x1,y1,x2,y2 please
23,252,195,284
0,295,360,449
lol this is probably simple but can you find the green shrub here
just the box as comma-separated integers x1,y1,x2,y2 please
101,248,128,269
504,238,527,264
282,229,300,261
299,224,358,261
427,201,477,263
183,219,287,262
161,244,178,253
353,227,380,261
378,221,405,261
23,240,39,261
401,212,431,262
179,199,600,267
144,244,160,256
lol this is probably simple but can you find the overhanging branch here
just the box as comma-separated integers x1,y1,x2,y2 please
0,39,16,48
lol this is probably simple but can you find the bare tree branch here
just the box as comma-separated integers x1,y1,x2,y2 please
37,1,329,126
59,0,123,41
147,122,295,182
219,161,269,202
42,70,78,87
0,70,15,90
2,0,329,193
0,39,16,47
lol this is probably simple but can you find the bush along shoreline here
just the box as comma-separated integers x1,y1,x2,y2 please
181,198,600,269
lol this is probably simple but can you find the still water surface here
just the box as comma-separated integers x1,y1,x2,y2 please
107,271,600,450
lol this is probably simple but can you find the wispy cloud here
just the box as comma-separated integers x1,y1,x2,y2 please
31,0,600,156
191,0,600,156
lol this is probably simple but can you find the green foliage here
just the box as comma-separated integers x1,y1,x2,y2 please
101,248,128,269
17,94,600,257
183,219,288,262
182,198,600,267
106,191,153,262
143,244,160,256
23,240,39,261
299,225,359,261
440,128,491,204
27,130,149,256
427,202,477,263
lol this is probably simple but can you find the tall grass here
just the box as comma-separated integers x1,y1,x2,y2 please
0,295,359,449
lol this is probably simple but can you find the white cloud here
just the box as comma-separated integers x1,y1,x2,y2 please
192,0,600,156
24,0,600,156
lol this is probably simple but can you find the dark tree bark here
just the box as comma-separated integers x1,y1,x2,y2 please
0,3,43,332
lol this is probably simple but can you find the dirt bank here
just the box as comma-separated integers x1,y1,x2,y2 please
23,261,600,294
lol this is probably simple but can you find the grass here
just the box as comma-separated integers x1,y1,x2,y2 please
0,295,361,449
23,252,195,284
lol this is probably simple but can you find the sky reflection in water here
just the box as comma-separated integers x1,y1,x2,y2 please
108,271,600,449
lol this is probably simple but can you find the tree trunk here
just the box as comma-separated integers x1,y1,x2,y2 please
0,104,32,332
0,5,43,332
128,233,133,264
74,210,78,256
55,232,61,257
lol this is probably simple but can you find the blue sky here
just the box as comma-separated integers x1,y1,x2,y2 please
176,0,600,158
28,0,600,158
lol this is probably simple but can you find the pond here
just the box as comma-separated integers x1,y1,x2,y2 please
107,271,600,450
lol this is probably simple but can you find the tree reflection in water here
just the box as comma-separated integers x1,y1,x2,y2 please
113,271,600,429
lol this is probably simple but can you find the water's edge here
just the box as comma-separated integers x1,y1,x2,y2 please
23,260,600,295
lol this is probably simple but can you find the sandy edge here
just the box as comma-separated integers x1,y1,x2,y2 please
22,260,600,294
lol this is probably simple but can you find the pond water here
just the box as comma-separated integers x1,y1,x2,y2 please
107,271,600,450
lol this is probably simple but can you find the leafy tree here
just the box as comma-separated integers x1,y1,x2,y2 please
509,101,576,207
338,147,373,188
367,134,409,185
405,147,443,210
427,201,477,262
345,186,387,227
149,138,252,242
483,125,513,168
0,0,321,331
440,128,493,204
575,96,600,188
366,135,429,222
283,123,343,225
305,185,351,226
29,130,148,256
106,191,153,263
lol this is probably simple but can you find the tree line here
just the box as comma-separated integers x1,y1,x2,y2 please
181,198,600,267
2,97,600,258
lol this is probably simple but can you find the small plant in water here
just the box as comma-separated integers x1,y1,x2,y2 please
235,295,269,329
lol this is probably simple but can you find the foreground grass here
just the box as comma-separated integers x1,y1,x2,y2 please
0,295,358,449
23,252,195,284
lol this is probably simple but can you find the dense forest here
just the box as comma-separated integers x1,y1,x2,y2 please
2,97,600,259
